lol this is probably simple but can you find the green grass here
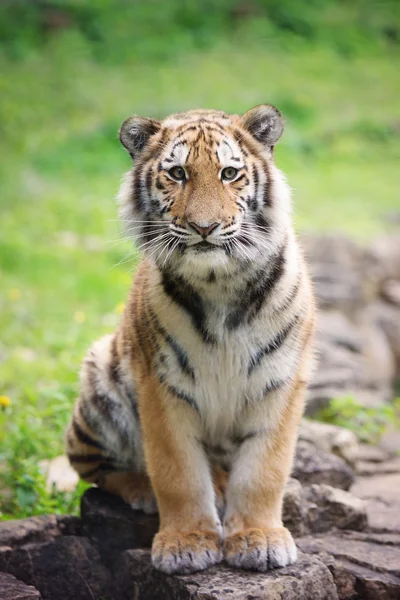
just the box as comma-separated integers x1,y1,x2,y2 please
0,4,399,518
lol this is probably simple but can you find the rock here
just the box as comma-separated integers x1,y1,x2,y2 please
283,479,367,536
329,561,400,600
357,443,390,463
372,301,400,375
356,457,400,476
301,234,366,315
0,514,81,548
297,532,400,577
303,485,367,533
0,536,112,600
299,420,359,466
283,478,309,536
360,317,396,392
307,310,393,413
293,440,355,490
114,547,339,600
298,531,400,598
379,427,400,456
39,455,79,493
351,474,400,533
364,234,400,285
81,487,158,564
0,571,41,599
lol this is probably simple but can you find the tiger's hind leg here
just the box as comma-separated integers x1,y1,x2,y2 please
99,471,157,514
65,334,156,512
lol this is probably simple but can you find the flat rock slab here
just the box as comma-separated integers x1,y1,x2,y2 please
0,515,80,548
297,532,400,600
0,571,41,600
115,548,339,600
351,473,400,532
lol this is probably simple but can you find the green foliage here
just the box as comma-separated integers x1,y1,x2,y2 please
1,0,398,61
317,396,400,444
0,1,399,519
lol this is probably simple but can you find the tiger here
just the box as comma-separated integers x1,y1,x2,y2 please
65,104,315,575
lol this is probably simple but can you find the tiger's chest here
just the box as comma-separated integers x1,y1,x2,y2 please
153,310,298,437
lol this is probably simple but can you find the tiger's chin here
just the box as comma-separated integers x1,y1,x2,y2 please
172,245,236,279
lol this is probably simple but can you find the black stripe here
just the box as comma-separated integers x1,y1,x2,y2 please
108,336,120,385
250,165,259,211
264,378,288,394
145,166,153,196
167,385,199,412
126,388,139,419
80,463,120,480
72,418,105,451
67,453,103,463
133,163,145,211
248,315,301,375
231,430,261,445
161,270,215,344
149,309,195,380
260,158,272,206
274,276,301,314
234,173,247,185
255,212,269,230
155,176,165,190
225,243,286,330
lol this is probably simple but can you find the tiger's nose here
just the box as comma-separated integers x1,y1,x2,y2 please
188,222,220,238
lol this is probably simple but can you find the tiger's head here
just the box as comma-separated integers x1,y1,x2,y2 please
118,106,291,277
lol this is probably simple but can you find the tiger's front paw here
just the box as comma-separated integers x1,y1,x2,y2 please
152,530,222,574
224,527,297,571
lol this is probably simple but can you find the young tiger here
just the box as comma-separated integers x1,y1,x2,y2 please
65,105,315,575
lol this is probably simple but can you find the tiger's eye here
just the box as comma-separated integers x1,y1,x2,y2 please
221,167,238,181
168,166,186,181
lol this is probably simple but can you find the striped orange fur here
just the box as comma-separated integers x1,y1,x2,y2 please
65,105,315,574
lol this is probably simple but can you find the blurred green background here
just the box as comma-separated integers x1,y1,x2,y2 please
0,0,399,519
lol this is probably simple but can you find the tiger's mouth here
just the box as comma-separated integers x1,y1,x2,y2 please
191,240,219,252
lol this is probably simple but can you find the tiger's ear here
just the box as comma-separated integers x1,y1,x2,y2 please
241,104,284,148
119,116,161,159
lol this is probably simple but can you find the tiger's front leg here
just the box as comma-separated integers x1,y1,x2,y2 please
223,381,305,571
138,375,222,575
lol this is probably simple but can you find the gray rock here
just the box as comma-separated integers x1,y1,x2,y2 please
283,479,367,536
298,531,400,598
355,457,400,476
283,478,309,536
81,487,158,563
364,234,400,286
0,536,112,600
304,484,368,533
0,514,81,548
293,440,355,490
351,474,400,533
372,301,400,375
356,443,390,463
379,427,400,456
114,547,339,600
299,420,359,466
301,234,366,315
307,310,393,414
0,571,41,600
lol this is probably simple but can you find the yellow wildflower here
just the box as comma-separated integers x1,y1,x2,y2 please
7,288,21,301
116,302,125,314
74,310,86,324
0,396,11,408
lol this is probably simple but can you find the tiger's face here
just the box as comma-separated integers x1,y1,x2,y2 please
118,106,291,275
